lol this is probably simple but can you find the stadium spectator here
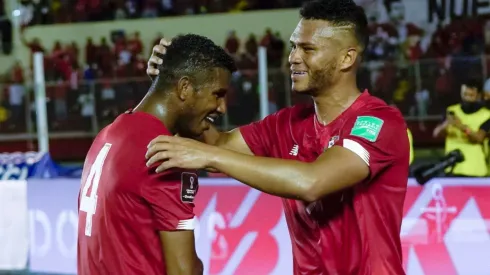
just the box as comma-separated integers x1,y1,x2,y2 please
433,80,490,177
224,30,240,56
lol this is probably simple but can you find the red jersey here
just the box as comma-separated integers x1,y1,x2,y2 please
240,92,409,275
77,111,199,275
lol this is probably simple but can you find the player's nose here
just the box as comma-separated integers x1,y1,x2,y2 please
289,48,301,65
217,98,227,115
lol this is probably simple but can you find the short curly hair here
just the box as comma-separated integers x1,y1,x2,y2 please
300,0,369,50
153,34,237,92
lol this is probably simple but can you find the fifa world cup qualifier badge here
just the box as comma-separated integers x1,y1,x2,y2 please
181,172,199,203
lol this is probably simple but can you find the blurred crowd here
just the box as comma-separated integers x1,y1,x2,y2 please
4,2,490,143
0,27,288,133
17,0,306,25
358,16,490,130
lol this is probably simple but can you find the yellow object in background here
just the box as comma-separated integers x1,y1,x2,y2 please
0,106,8,123
407,128,414,164
445,104,490,176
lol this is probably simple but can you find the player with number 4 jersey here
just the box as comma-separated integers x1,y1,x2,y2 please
77,34,236,275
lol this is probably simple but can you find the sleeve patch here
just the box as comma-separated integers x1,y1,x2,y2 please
181,172,198,203
350,116,384,142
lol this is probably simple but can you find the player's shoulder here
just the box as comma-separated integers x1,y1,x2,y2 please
110,112,170,140
90,112,171,162
359,95,406,126
115,111,169,132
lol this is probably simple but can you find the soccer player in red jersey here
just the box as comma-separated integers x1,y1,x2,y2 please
145,1,409,274
77,34,236,275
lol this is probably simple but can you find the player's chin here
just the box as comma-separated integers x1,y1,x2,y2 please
291,83,310,94
196,120,211,133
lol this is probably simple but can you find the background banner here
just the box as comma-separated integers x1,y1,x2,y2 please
0,180,28,270
26,178,490,275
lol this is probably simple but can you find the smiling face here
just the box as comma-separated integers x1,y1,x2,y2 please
288,19,361,96
176,68,231,138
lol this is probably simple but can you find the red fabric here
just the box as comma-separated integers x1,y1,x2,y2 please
239,92,408,274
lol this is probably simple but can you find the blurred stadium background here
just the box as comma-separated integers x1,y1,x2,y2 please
1,0,490,274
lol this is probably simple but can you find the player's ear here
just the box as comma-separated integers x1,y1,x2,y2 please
176,76,194,101
339,47,358,71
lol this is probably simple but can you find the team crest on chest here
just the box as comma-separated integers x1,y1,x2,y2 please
181,172,199,203
325,135,339,151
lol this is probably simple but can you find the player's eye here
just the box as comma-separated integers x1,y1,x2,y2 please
214,90,226,98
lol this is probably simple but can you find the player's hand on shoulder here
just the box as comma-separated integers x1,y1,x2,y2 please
146,135,217,172
147,38,171,79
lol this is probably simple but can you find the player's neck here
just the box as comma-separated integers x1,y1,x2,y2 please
313,82,361,125
133,95,178,133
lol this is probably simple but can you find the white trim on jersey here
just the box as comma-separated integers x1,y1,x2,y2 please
343,139,370,166
176,217,196,230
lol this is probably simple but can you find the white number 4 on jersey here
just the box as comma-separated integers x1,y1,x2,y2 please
79,143,112,237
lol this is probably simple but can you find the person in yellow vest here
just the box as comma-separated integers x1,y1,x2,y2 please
433,80,490,177
407,128,414,165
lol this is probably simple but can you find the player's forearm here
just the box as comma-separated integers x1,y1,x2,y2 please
208,148,317,201
203,126,254,155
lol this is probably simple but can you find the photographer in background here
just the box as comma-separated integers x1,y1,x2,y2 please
433,80,490,177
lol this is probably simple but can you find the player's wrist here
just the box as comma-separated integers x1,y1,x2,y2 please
206,146,227,170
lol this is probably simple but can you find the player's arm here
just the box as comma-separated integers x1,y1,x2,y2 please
159,231,203,275
141,172,203,275
149,138,366,202
202,126,253,154
148,113,402,202
207,145,369,202
206,116,400,202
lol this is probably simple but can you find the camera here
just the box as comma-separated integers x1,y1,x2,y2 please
412,149,465,185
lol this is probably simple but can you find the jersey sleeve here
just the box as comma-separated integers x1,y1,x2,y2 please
336,110,408,181
239,112,279,157
140,171,195,231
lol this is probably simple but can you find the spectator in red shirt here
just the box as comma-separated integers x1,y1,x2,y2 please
225,30,240,56
97,37,113,77
129,31,143,56
52,41,64,57
260,28,273,47
85,38,97,65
